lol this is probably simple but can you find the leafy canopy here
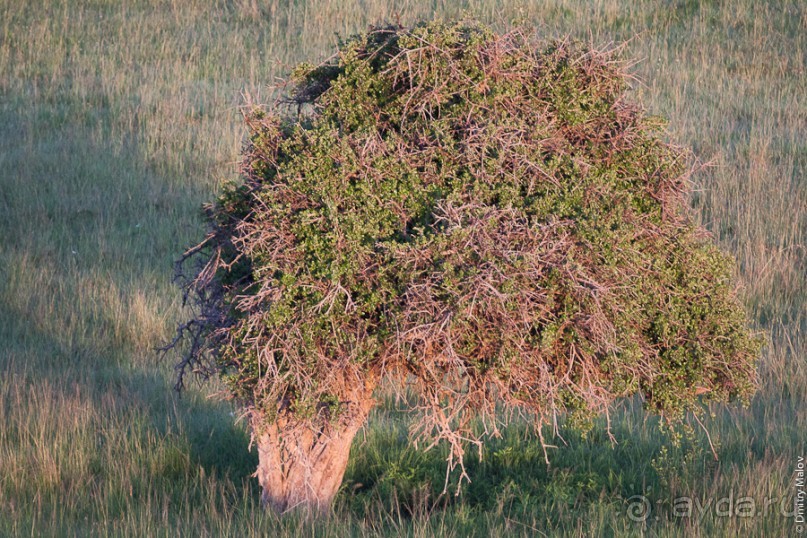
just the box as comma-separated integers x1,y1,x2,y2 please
172,20,759,470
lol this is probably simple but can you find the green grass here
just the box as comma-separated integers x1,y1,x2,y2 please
0,0,804,535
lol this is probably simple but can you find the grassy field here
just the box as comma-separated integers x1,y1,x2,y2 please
0,0,804,535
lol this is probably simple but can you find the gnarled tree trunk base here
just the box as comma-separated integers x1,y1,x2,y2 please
253,399,373,515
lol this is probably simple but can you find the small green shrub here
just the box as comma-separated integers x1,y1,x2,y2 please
167,19,760,507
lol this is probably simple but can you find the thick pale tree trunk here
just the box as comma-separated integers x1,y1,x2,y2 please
253,398,374,515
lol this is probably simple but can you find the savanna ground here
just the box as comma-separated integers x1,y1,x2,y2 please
0,0,804,536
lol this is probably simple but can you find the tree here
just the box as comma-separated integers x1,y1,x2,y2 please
166,20,760,515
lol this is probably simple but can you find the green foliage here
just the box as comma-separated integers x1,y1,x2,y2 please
176,19,760,464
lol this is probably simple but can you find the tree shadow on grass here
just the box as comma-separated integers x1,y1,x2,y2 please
339,385,802,533
0,97,260,523
340,400,662,521
0,293,257,490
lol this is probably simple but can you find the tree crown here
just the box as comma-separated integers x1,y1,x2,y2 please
172,20,759,472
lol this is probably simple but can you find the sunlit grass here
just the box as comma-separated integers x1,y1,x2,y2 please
0,0,804,535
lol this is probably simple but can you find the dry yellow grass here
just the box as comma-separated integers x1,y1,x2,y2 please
0,0,803,535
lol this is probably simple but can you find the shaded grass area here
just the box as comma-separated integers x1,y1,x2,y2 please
0,0,804,535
